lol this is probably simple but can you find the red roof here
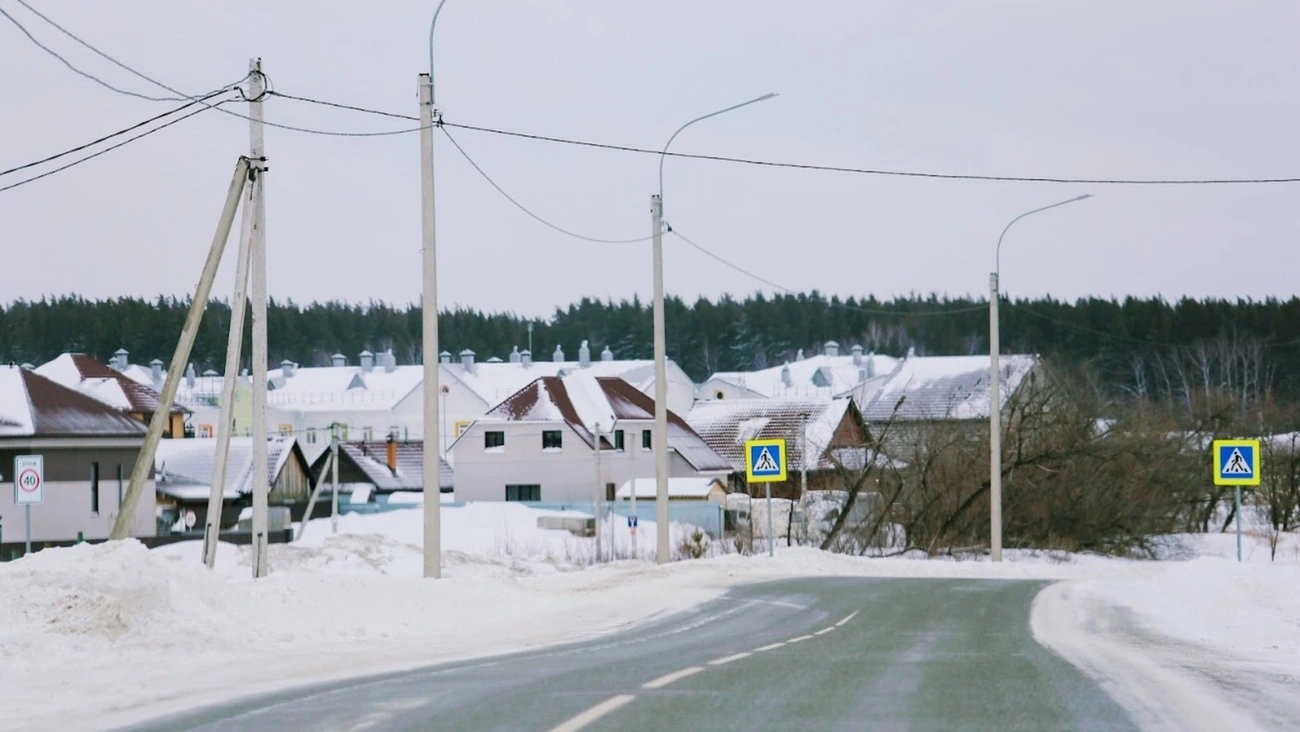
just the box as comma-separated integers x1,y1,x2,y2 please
9,368,149,437
67,354,188,415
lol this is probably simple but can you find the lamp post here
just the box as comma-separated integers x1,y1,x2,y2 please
989,194,1091,562
652,93,776,564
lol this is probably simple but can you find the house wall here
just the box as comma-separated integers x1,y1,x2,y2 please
271,454,312,504
697,378,767,402
391,379,487,453
0,445,156,542
452,419,704,503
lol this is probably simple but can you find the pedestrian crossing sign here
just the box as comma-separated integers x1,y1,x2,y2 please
1213,439,1260,487
745,438,787,483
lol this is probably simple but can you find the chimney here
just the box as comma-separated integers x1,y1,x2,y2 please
150,358,163,384
360,350,374,372
851,344,863,367
867,351,877,378
331,353,346,368
601,345,613,362
579,340,591,368
185,363,196,390
796,348,805,361
113,348,129,371
906,346,916,358
509,346,521,364
386,433,398,475
280,359,295,378
521,349,533,368
439,350,452,364
824,340,840,358
460,349,476,373
781,363,793,387
553,345,565,362
858,368,869,384
384,349,397,373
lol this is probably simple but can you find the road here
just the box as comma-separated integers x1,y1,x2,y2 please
120,578,1137,731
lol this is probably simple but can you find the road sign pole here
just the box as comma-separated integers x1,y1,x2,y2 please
1235,485,1242,563
765,482,773,557
24,504,31,555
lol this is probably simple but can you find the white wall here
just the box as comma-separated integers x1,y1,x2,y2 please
452,419,704,503
697,377,767,402
0,479,156,543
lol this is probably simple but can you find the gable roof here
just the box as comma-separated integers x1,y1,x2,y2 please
686,397,860,472
336,440,454,490
859,354,1038,422
478,374,731,473
0,366,150,438
154,436,304,495
36,353,190,416
705,352,900,399
441,357,685,408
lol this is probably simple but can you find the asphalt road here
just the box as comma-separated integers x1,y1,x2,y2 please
120,578,1137,732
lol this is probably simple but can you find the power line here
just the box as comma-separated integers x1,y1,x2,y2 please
440,126,654,244
0,98,231,194
268,91,420,122
1,90,229,178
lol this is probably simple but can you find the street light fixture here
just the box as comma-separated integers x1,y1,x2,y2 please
652,93,776,564
988,193,1091,562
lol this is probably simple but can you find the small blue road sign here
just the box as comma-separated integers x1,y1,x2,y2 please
745,438,787,483
1213,439,1261,487
627,515,638,529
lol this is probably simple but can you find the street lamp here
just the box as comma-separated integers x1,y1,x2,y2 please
652,93,776,564
418,0,450,579
988,193,1091,562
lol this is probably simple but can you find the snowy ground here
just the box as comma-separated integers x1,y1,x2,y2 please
1,503,1297,732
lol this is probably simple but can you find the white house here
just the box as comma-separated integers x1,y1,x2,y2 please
450,372,730,503
699,342,899,402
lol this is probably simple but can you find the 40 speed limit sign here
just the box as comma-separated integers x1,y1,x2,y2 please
14,455,44,505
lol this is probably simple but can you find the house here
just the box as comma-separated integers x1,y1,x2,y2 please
853,354,1039,423
0,364,156,552
616,477,728,505
699,341,899,401
450,373,731,503
35,353,191,438
153,436,312,529
309,438,454,499
687,396,871,500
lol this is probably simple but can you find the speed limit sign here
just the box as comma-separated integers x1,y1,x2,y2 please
14,455,44,505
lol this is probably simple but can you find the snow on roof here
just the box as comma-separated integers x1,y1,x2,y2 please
616,477,726,499
0,366,148,438
444,358,680,407
687,397,857,472
35,354,189,415
860,354,1038,422
706,351,900,399
154,436,300,496
338,440,454,490
479,375,732,473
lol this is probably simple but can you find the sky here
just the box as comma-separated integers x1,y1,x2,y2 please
2,0,1298,319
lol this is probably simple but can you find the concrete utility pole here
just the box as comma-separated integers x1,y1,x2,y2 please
331,424,341,534
651,93,776,564
989,194,1090,562
418,70,442,579
248,59,271,579
110,157,250,540
594,422,604,563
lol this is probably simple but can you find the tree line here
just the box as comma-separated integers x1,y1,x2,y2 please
2,292,1299,399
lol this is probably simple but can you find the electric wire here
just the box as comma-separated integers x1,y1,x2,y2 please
0,98,232,194
440,126,654,244
0,90,229,178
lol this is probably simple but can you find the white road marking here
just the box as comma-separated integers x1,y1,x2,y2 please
787,634,815,643
815,627,836,636
548,694,637,732
836,610,860,627
708,652,752,666
753,642,786,652
642,666,704,690
745,598,810,610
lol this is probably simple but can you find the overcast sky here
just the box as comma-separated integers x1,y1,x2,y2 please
3,0,1298,318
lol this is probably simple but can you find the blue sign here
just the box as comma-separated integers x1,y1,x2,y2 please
627,515,638,528
1213,439,1261,487
744,438,787,483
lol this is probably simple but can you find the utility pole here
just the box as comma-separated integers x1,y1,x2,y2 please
989,272,1002,563
594,422,604,563
201,127,256,568
629,432,638,559
248,58,270,579
418,72,442,579
651,195,670,564
331,424,340,534
111,158,250,540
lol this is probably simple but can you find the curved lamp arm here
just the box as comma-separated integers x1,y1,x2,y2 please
995,194,1091,277
658,93,778,220
428,0,449,103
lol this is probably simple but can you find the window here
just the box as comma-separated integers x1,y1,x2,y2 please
455,421,473,438
278,424,295,437
606,482,616,502
642,429,652,450
197,424,214,438
505,484,540,501
116,463,124,508
614,429,625,451
485,431,505,449
90,462,100,516
306,429,317,444
363,427,374,441
542,430,563,450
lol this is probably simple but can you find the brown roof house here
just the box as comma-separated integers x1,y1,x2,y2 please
449,373,730,503
153,436,313,529
0,364,156,553
35,353,191,438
